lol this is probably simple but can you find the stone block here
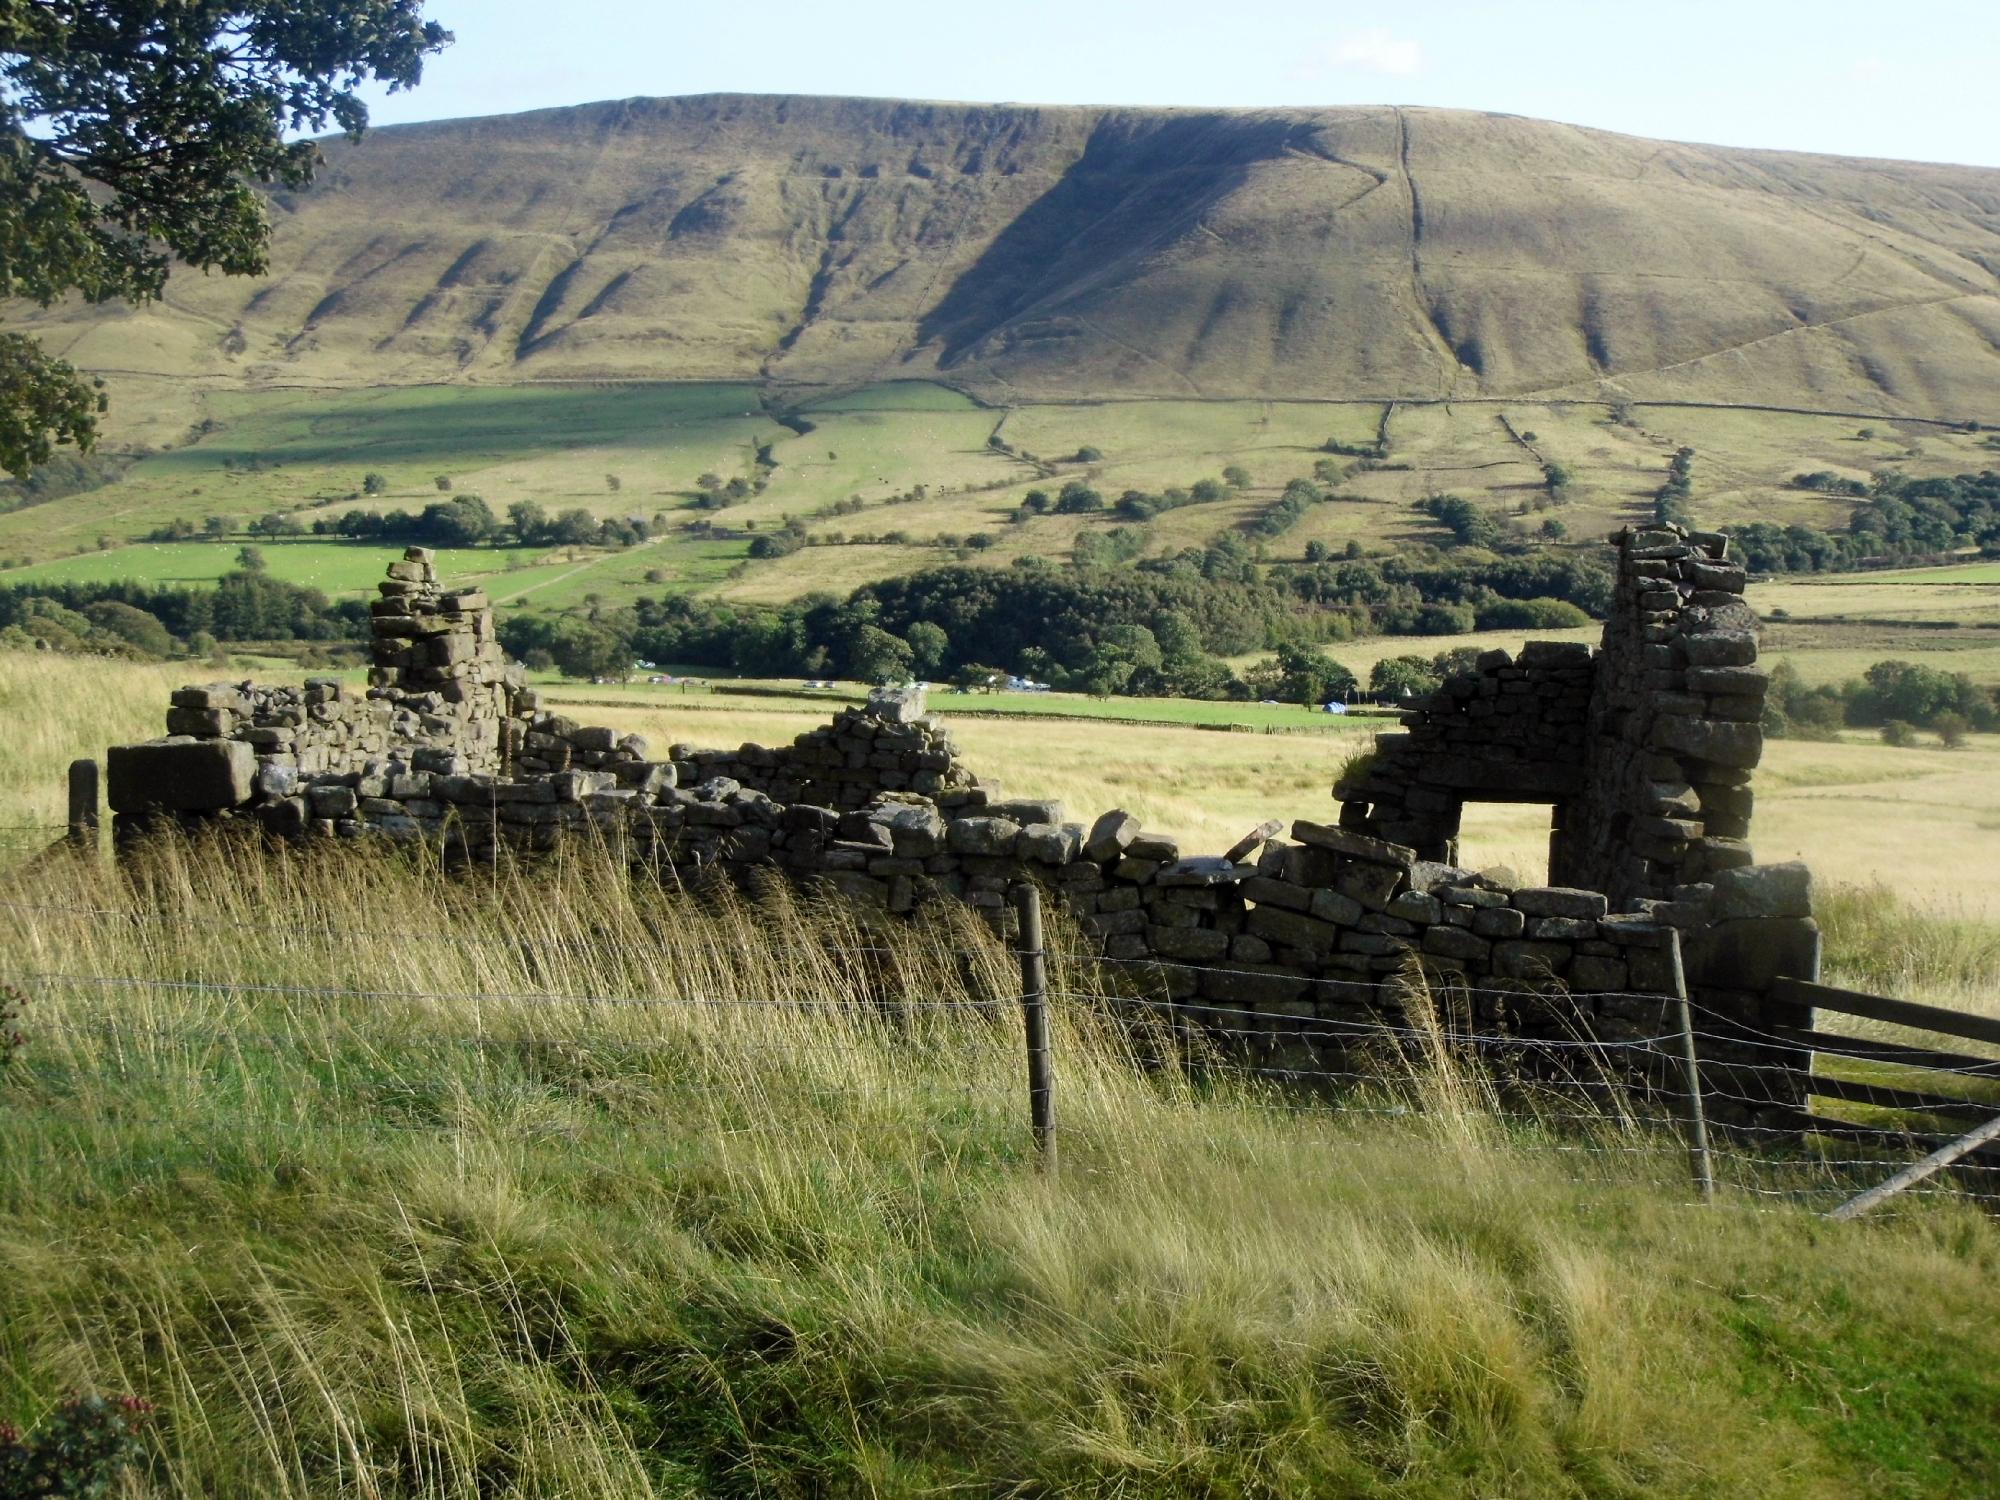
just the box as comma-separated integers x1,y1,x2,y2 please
1148,925,1230,962
1471,906,1526,938
1335,862,1405,910
1407,860,1472,893
1157,856,1255,887
947,816,1021,856
1492,940,1571,979
1709,861,1813,921
873,803,945,856
1199,964,1308,1007
1221,819,1284,864
1290,820,1416,868
1684,917,1821,992
1422,926,1491,962
1282,844,1342,888
1386,890,1442,924
1015,822,1081,865
1653,715,1763,769
1567,955,1629,993
1308,888,1364,926
987,798,1064,827
1085,809,1140,862
1247,906,1343,956
1441,885,1507,909
1529,916,1597,941
1512,886,1609,919
1242,876,1313,914
107,738,256,814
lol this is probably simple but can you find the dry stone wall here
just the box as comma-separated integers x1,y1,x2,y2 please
108,548,532,824
101,526,1819,1131
1335,527,1769,908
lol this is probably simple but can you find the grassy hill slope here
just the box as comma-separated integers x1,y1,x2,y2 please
20,94,2000,423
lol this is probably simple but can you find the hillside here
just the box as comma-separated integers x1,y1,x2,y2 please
20,93,2000,420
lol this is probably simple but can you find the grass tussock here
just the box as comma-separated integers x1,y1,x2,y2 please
0,833,1996,1497
1818,882,2000,1016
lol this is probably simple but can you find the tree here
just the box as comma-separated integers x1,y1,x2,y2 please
847,625,914,685
433,475,453,491
1370,655,1440,700
550,508,598,546
1270,643,1355,705
1,3,450,475
1934,712,1970,749
83,599,175,656
362,472,388,495
549,620,629,682
507,499,548,544
1054,480,1102,514
236,545,266,573
605,473,622,493
904,620,950,678
1073,446,1103,463
1222,465,1252,489
417,495,496,547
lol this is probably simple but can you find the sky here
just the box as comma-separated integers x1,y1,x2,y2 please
349,0,2000,168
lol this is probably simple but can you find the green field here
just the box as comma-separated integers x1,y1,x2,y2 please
1855,561,2000,585
9,380,1998,625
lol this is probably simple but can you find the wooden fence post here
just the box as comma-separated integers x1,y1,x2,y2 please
1011,882,1056,1176
66,758,100,850
1666,927,1716,1203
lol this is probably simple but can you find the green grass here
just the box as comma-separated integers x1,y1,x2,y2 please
4,833,2000,1498
1853,561,2000,585
0,538,549,596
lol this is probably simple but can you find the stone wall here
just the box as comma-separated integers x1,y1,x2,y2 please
99,526,1819,1132
1335,527,1768,908
108,547,533,825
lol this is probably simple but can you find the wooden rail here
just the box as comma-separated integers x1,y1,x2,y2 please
1766,978,2000,1210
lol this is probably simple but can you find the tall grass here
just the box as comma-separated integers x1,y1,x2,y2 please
0,650,1998,1494
1818,882,2000,1016
0,834,1997,1496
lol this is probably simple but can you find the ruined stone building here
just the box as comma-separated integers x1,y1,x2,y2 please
100,526,1820,1127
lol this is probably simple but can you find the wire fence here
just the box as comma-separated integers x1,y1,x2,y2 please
2,889,1995,1222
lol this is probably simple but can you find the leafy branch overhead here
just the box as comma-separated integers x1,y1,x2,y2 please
0,1,451,474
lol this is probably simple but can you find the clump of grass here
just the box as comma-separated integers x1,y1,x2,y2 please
1818,881,2000,1015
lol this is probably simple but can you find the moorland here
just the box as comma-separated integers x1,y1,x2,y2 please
5,91,2000,1498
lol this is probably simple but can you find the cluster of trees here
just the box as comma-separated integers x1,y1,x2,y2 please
0,573,366,656
1656,447,1696,528
313,497,653,550
1015,473,1247,526
1764,658,1997,743
1791,471,1870,498
1246,479,1326,539
1735,470,2000,574
0,453,130,512
1416,495,1507,550
498,541,1609,697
